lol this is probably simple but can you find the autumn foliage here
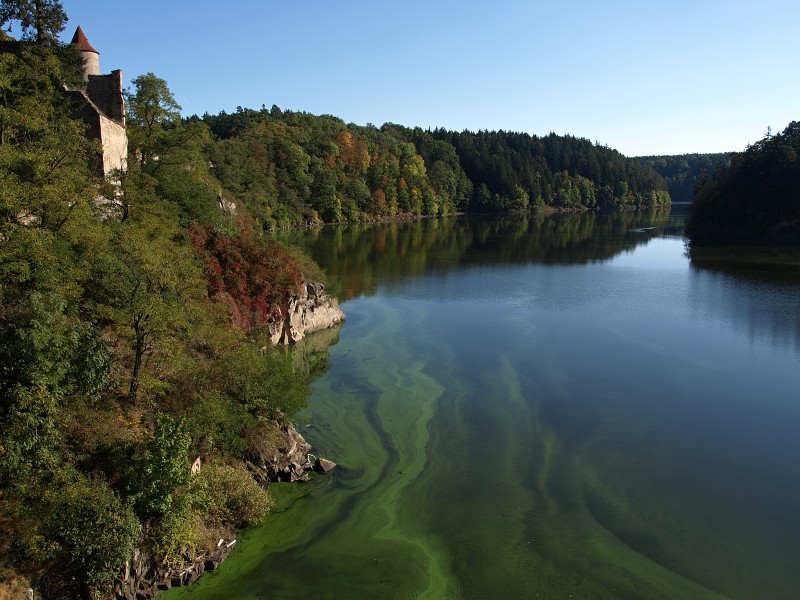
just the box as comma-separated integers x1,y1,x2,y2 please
188,222,303,332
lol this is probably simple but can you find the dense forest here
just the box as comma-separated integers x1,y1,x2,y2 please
198,109,670,228
638,153,731,203
0,5,332,598
427,128,670,211
686,122,800,245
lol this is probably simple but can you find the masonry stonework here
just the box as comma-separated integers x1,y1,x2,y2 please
69,26,128,179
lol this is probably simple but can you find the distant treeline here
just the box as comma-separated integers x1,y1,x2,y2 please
197,107,671,228
638,153,731,203
687,122,800,245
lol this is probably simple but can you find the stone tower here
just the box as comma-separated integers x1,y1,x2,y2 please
71,26,99,82
67,26,128,179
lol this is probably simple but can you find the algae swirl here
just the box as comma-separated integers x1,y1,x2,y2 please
167,216,800,600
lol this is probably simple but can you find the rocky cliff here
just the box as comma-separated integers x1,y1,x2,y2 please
268,281,345,345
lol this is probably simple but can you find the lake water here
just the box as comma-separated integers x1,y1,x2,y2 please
168,211,800,599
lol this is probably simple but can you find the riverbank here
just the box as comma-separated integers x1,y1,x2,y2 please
112,284,345,599
114,423,337,600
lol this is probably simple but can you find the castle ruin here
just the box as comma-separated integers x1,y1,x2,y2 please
66,26,128,180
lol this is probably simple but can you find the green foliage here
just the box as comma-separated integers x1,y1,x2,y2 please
204,109,459,227
1,28,332,594
0,0,67,45
124,73,220,228
638,152,731,203
156,159,221,225
137,414,192,517
0,42,98,230
280,238,327,285
0,228,100,487
0,35,111,501
195,462,272,528
43,475,140,592
94,215,205,402
688,122,800,245
147,461,272,566
147,494,202,567
70,321,111,401
0,383,62,488
218,341,310,420
182,390,253,456
202,107,668,226
126,72,181,169
428,128,670,212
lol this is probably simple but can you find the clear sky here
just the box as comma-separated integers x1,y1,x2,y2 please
57,0,799,157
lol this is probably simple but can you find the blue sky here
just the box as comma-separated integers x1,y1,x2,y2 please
56,0,799,156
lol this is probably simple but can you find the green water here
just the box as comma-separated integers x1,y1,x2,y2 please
168,213,800,599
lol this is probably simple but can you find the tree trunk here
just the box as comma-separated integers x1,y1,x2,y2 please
129,321,144,402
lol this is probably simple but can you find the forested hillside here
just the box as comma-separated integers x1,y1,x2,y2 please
0,15,331,598
638,153,731,203
687,122,800,245
199,108,670,228
428,128,670,211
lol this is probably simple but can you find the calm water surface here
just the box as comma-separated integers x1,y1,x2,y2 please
169,212,800,599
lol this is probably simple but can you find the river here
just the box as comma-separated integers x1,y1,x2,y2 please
166,210,800,599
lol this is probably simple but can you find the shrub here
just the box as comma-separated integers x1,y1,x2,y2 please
182,390,253,456
147,495,203,567
44,477,140,593
195,462,272,528
218,342,310,420
136,414,191,518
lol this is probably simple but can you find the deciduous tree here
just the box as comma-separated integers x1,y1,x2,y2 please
95,217,204,402
0,0,67,45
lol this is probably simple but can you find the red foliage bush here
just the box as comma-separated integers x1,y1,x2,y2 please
188,222,302,331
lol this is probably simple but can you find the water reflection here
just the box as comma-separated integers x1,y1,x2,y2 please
689,247,800,354
284,323,342,378
280,213,800,354
278,210,673,299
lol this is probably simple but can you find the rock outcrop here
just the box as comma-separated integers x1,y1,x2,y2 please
115,539,236,600
248,424,330,484
314,457,337,473
217,193,237,216
268,281,345,345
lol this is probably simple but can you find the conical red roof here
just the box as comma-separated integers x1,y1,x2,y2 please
71,26,98,54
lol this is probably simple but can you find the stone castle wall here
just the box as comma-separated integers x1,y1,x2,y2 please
99,113,128,176
86,70,125,124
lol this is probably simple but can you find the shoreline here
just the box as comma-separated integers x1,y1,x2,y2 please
271,203,673,233
116,423,336,600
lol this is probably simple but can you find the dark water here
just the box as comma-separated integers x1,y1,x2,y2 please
168,211,800,599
